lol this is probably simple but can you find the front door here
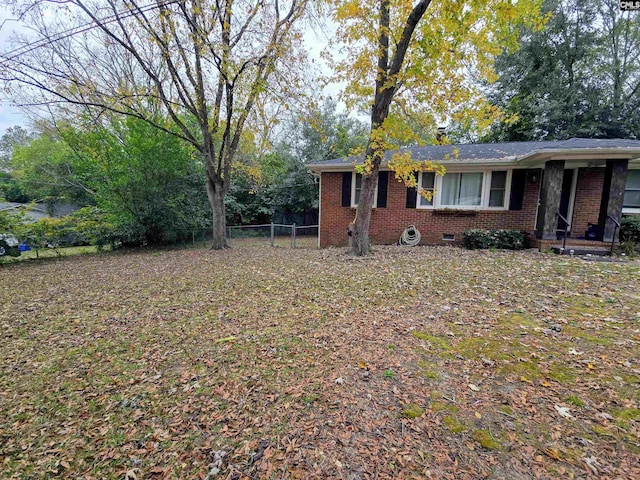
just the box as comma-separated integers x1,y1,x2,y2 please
557,169,575,237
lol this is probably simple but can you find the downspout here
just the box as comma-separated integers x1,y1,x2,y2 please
314,173,322,249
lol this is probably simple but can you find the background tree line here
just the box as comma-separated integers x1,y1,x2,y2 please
485,0,640,141
0,100,367,247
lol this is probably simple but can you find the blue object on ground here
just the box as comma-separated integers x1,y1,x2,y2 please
18,242,32,251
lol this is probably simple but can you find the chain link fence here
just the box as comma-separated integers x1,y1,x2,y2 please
225,223,319,249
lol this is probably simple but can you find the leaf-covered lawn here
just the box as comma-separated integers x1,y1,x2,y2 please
1,246,639,479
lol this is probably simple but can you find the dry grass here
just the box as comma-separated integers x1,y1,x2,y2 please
0,245,638,479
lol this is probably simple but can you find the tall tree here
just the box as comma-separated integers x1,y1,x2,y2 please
486,0,640,141
225,100,367,225
10,128,93,206
11,117,211,244
328,0,544,256
1,0,313,249
0,125,34,171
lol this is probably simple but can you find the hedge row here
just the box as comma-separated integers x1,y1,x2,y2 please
463,229,528,250
620,216,640,243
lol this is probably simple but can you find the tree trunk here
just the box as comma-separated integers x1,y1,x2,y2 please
346,0,430,256
348,164,379,256
206,171,228,250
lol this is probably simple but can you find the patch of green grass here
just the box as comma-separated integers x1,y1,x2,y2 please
563,325,616,346
2,245,106,263
383,368,396,380
443,415,466,433
499,311,537,328
613,408,640,421
417,360,441,380
303,393,319,404
499,358,542,379
412,331,452,352
497,405,513,415
429,401,458,414
548,363,578,383
400,403,424,419
592,425,615,437
472,429,501,450
564,394,585,407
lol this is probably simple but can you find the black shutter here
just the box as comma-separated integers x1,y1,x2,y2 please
377,171,389,208
341,172,352,207
509,169,527,210
405,171,419,208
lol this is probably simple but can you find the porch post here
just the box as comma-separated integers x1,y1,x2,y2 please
536,160,565,240
597,160,628,242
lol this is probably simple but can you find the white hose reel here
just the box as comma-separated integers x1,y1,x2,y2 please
399,225,421,246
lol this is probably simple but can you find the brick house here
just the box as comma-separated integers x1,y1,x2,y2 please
308,138,640,249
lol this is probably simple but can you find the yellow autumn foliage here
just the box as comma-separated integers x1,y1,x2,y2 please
326,0,545,201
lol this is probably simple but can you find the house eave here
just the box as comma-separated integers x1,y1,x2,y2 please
308,147,640,174
307,158,521,174
517,148,640,167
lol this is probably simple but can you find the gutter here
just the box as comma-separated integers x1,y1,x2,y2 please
308,158,521,174
308,147,640,174
517,148,640,166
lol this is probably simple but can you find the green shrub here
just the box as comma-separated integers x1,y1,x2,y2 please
463,229,494,249
493,229,527,250
620,216,640,243
463,229,527,250
12,207,121,250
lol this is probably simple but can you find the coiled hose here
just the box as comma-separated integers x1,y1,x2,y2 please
399,225,421,246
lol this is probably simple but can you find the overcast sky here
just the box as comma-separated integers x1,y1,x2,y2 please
0,5,346,138
0,7,30,135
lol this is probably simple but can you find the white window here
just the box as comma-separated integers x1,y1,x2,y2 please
441,172,483,207
418,172,435,207
351,172,378,207
416,170,510,210
489,171,507,207
624,170,640,211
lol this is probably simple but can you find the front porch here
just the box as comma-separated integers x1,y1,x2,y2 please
534,159,630,251
531,237,613,256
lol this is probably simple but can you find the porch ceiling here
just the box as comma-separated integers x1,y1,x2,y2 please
517,148,640,167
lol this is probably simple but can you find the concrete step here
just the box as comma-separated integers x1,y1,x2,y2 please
552,246,609,256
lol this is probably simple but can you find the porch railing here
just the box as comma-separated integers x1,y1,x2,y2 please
555,211,569,254
606,215,620,256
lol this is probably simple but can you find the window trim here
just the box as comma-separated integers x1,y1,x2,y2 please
416,169,512,210
417,171,436,208
351,172,379,208
623,169,640,214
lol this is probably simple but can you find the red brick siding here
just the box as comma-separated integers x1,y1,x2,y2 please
570,168,605,237
320,171,544,247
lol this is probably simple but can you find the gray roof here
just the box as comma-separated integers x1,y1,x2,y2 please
308,138,640,170
0,202,79,222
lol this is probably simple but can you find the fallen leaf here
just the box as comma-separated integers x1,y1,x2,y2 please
124,470,138,480
542,448,561,460
215,336,236,344
468,384,480,392
554,405,573,419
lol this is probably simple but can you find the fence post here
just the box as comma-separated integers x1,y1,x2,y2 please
291,223,296,248
270,222,275,247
